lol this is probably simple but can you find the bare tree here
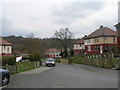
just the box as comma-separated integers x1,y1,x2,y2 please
54,28,73,49
54,28,73,64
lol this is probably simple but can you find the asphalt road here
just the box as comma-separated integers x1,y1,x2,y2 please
5,63,118,88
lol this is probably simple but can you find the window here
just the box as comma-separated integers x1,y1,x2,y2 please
113,37,116,43
7,47,10,53
104,37,107,40
94,38,99,43
74,44,80,49
87,39,91,43
79,44,81,47
88,46,91,51
94,46,99,51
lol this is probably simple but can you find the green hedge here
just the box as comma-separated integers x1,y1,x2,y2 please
72,57,83,64
2,56,16,66
72,55,118,69
29,53,41,62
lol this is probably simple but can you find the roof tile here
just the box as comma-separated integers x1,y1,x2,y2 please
85,26,116,39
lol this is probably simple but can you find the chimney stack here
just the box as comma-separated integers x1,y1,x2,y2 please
100,25,103,29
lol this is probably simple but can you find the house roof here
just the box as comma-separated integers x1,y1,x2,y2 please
0,38,12,45
85,26,116,39
45,48,60,53
74,38,84,44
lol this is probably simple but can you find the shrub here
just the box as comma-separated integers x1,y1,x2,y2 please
70,50,74,56
2,56,16,66
29,53,41,62
72,56,83,64
29,53,35,62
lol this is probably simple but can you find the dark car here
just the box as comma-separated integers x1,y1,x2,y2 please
45,58,56,67
0,69,10,86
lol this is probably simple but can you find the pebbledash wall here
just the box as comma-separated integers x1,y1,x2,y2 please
0,38,12,56
0,45,12,56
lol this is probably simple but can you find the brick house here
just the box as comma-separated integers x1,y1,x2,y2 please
45,48,61,58
0,38,12,56
84,26,117,54
115,23,120,52
74,37,85,54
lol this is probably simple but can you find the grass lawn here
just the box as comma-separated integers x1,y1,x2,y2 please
11,60,41,74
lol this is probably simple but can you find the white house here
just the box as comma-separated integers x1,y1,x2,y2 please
0,38,12,56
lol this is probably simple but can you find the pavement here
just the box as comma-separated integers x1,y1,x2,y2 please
2,63,119,88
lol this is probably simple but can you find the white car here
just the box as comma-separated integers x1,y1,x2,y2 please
45,58,56,67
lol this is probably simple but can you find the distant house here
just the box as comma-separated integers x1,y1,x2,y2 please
74,37,85,54
45,48,61,58
84,26,117,54
0,38,12,56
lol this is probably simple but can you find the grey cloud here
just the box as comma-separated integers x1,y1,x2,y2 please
53,2,104,18
52,2,104,25
2,18,28,37
53,18,73,25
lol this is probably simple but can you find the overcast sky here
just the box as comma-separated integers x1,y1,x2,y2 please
0,0,119,38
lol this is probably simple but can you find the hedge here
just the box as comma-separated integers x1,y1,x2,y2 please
2,56,16,66
29,53,41,62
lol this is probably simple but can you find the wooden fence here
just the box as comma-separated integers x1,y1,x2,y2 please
2,61,41,74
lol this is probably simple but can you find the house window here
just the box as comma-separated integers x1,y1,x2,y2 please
113,37,116,43
94,38,99,43
75,44,80,49
87,39,91,43
94,46,99,51
104,37,107,40
88,46,91,51
79,44,81,47
7,47,10,53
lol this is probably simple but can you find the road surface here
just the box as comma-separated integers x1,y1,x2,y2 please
5,63,118,88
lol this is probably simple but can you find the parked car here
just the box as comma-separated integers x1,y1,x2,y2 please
45,58,56,67
0,69,10,86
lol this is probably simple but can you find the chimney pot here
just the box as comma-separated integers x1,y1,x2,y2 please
100,25,103,28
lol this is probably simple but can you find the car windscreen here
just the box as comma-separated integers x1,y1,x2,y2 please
46,60,54,62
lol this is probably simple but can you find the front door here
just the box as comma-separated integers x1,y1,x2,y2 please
100,46,103,54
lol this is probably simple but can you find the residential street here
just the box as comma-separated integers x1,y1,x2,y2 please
5,63,118,88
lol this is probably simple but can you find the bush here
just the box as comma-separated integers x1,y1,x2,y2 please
29,53,35,62
70,50,74,56
2,56,16,66
29,53,41,62
72,57,83,64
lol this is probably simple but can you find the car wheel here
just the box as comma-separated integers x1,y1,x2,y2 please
2,75,9,86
